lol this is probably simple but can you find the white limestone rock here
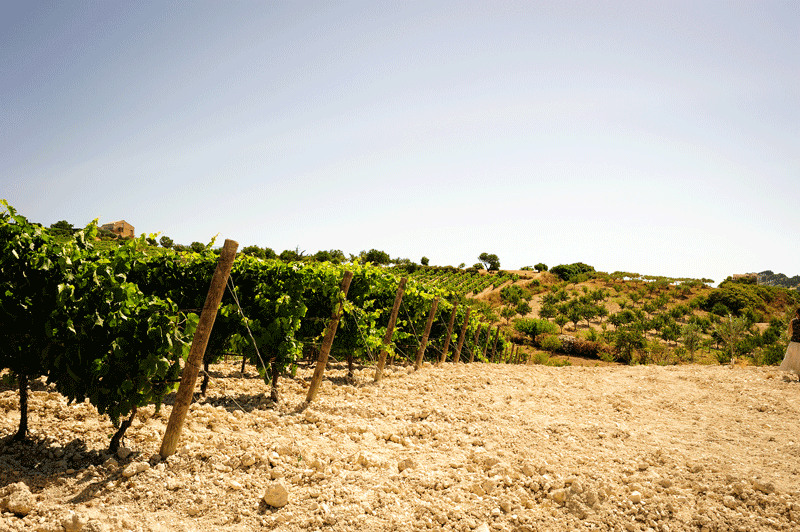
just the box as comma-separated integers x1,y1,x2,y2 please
0,482,35,516
263,481,289,507
551,489,568,505
62,512,89,532
121,461,150,478
398,458,417,473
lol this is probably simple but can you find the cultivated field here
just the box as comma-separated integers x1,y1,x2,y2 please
2,360,799,532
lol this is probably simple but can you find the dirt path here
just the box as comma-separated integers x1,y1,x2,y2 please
1,361,799,532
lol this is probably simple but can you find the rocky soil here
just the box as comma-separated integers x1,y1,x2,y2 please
1,361,800,532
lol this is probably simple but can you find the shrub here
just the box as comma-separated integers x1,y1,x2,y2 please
532,352,551,365
550,262,595,282
539,335,562,353
514,318,559,340
571,339,611,359
703,283,769,317
757,342,787,366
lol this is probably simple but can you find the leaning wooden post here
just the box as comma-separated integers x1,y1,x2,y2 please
375,277,407,382
453,308,472,363
480,324,492,362
414,297,439,370
468,324,482,363
439,303,459,365
490,325,501,363
160,239,238,458
306,271,353,402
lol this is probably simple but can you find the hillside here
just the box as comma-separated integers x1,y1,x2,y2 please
398,265,800,368
758,271,800,291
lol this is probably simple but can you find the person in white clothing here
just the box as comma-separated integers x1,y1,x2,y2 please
779,307,800,379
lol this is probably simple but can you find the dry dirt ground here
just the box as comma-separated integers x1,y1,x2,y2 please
2,361,800,532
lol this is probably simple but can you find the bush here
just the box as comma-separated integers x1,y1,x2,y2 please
757,342,787,366
514,318,559,340
531,352,551,364
550,262,595,282
571,339,612,359
703,283,769,317
539,335,562,353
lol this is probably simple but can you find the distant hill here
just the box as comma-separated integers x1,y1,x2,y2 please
758,270,800,291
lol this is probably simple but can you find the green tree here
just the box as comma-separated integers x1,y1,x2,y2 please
478,252,500,271
500,284,525,305
538,303,557,321
613,325,646,364
242,245,266,259
501,306,518,324
715,314,749,363
280,249,301,262
516,300,532,317
420,256,429,266
49,220,76,235
159,236,174,249
362,249,391,265
554,314,569,334
514,318,559,340
659,319,681,347
550,262,595,282
313,249,345,263
681,323,701,361
534,263,548,272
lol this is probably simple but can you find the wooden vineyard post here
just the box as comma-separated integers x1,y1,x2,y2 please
160,239,238,458
468,325,481,363
439,303,459,365
306,271,353,402
414,297,439,370
481,325,492,362
374,277,407,382
453,308,471,363
490,325,500,363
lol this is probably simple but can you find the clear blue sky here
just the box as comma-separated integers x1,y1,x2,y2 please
3,1,798,284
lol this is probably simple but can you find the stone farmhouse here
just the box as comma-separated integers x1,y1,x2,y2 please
100,220,135,239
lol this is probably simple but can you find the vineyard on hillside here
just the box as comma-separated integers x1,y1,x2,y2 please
3,202,800,532
0,203,506,448
2,200,800,451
